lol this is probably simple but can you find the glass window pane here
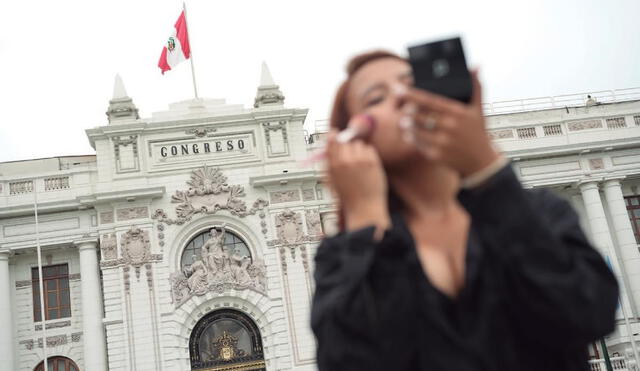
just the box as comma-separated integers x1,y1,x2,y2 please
59,265,68,275
634,210,640,218
59,278,69,289
71,365,78,371
225,234,234,244
58,359,66,369
60,291,70,306
44,266,57,277
47,280,57,290
32,268,39,279
47,359,54,368
631,198,640,206
48,309,58,320
47,292,58,306
34,310,41,322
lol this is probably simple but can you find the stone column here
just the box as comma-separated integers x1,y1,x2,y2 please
0,251,15,370
76,239,107,371
580,181,635,317
604,178,640,315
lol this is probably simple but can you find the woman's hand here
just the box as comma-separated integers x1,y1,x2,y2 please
326,131,391,235
398,70,500,178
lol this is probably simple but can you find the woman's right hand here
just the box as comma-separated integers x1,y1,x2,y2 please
326,130,391,235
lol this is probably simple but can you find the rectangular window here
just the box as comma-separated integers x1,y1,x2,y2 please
634,115,640,126
32,264,71,322
625,196,640,244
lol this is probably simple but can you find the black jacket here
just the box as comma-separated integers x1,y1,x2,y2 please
311,165,619,371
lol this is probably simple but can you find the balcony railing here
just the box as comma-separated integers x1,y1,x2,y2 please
3,176,72,196
482,87,640,115
589,356,629,371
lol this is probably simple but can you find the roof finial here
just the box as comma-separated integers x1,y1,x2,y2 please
255,62,284,108
106,74,139,124
260,62,276,87
112,74,128,99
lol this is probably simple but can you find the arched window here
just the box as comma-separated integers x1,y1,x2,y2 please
181,228,251,270
34,356,79,371
189,309,265,371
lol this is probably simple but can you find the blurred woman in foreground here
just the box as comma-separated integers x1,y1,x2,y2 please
311,50,619,371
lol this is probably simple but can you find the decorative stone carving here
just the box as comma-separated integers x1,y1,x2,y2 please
35,320,71,331
262,121,288,144
254,90,285,108
186,127,217,137
275,209,304,245
157,223,166,247
305,209,323,236
106,88,139,123
321,212,339,237
269,190,300,204
71,332,82,343
101,233,117,260
113,135,138,152
152,165,269,225
169,225,267,307
121,226,151,278
316,185,324,200
567,119,602,131
488,129,514,139
260,220,268,236
589,158,605,170
100,211,114,224
15,280,32,288
117,206,149,221
20,339,34,350
302,189,315,201
35,335,68,348
300,245,309,273
100,258,124,268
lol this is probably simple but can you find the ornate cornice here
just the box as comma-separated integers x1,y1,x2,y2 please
249,170,319,188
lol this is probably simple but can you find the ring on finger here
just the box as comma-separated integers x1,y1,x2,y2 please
418,116,437,131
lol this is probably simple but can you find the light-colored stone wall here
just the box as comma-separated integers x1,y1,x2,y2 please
10,249,85,371
1,95,638,370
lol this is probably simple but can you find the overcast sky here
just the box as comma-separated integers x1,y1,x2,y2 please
1,0,639,163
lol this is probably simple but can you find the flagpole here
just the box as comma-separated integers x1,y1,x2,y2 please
34,180,49,371
182,2,199,100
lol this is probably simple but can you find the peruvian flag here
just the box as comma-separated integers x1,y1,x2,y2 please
158,11,191,74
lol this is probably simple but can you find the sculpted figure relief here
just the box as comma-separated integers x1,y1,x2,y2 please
170,225,268,307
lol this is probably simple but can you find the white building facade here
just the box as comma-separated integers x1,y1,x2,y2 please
0,68,639,371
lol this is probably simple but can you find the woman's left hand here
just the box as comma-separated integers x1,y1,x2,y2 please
397,70,500,178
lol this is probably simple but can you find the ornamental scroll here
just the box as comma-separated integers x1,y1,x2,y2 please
152,165,268,225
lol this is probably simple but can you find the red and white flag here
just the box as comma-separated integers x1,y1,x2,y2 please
158,11,191,74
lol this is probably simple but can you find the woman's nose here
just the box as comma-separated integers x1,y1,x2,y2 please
391,84,409,111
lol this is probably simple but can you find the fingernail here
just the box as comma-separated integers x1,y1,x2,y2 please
399,116,413,129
